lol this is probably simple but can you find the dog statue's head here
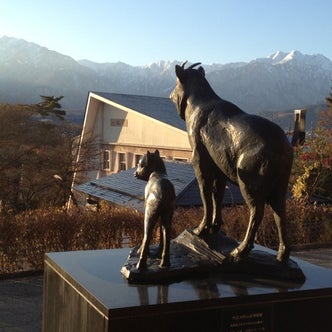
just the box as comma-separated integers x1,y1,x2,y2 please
134,150,166,181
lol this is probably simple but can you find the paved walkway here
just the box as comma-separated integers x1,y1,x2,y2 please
0,274,43,331
0,248,331,332
292,247,332,269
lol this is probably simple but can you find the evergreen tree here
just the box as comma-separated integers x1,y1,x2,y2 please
35,95,66,119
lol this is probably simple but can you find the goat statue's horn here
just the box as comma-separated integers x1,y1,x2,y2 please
180,60,188,68
187,62,202,70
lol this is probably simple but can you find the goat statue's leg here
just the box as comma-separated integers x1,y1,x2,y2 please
212,176,226,233
191,149,214,236
193,172,214,236
230,198,265,263
270,198,290,262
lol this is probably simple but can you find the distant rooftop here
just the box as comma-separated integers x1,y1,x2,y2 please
92,92,186,131
75,161,244,211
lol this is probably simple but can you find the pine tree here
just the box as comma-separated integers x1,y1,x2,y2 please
35,95,66,119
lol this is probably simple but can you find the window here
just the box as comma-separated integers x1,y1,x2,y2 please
103,150,110,170
110,118,128,127
174,157,188,163
118,153,126,171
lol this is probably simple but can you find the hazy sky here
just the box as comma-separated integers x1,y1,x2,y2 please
1,0,331,66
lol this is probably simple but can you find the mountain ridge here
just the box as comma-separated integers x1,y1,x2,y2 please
0,36,331,116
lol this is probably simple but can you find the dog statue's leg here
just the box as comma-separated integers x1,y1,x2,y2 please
137,210,158,270
159,215,172,268
157,225,163,258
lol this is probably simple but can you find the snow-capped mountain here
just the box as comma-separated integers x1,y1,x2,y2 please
206,50,332,114
0,36,331,116
266,50,332,70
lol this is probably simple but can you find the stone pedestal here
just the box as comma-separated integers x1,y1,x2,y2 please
121,230,305,283
43,248,332,332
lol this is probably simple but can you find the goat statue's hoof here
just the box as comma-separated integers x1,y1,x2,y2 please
228,248,241,264
211,222,222,234
193,225,210,237
136,259,147,271
229,245,251,264
276,244,290,263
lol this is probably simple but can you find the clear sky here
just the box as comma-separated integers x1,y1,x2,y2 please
0,0,331,66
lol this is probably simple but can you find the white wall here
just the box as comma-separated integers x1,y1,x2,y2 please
101,104,191,149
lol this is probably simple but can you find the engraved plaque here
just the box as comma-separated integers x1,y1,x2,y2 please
223,306,272,332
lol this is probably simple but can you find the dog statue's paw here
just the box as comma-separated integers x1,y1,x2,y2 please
159,259,170,269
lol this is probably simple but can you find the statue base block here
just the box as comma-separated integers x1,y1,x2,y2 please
121,230,305,283
44,247,332,332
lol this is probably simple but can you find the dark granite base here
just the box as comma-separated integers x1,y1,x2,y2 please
43,248,332,332
121,230,305,284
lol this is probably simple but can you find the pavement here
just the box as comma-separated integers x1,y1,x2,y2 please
0,248,331,332
0,273,43,332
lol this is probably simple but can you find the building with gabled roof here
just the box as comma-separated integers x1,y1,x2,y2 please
73,92,192,183
71,92,244,208
95,92,187,131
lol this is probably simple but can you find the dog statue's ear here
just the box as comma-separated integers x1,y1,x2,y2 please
146,151,152,162
154,150,160,156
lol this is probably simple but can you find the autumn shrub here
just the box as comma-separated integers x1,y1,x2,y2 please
80,204,143,249
0,213,26,273
286,199,332,245
172,207,202,236
0,205,144,274
21,208,82,270
173,201,332,249
0,200,331,275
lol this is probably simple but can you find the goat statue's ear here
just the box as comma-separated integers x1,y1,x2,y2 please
198,66,205,77
154,150,160,156
175,65,185,82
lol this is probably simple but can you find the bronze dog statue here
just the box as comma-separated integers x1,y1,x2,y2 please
134,150,175,270
170,62,293,263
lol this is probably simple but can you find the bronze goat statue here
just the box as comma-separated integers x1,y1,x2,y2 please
170,62,293,263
